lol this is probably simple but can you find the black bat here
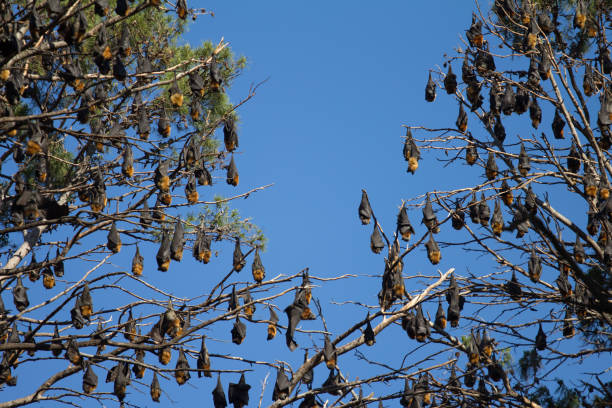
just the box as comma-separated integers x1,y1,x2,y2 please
358,189,373,225
228,373,251,408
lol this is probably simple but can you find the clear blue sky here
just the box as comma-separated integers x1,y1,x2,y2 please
5,2,604,406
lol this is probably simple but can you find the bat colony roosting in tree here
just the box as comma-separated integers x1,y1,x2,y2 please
0,0,611,408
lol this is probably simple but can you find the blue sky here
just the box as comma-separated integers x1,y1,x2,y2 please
4,1,607,406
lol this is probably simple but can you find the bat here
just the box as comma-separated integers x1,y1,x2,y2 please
227,155,239,186
159,345,171,366
491,199,503,236
191,98,202,120
122,145,134,178
229,286,239,312
321,369,344,396
189,70,205,96
124,310,137,341
535,323,546,350
552,109,565,139
175,348,191,385
434,301,446,329
231,316,246,345
425,233,441,265
155,160,170,192
414,304,430,342
528,246,542,282
485,152,498,181
468,332,480,365
82,362,98,394
517,143,530,177
170,219,185,261
196,164,213,186
284,293,306,350
94,0,109,16
446,273,465,327
132,246,143,276
417,374,431,405
65,338,81,365
193,229,212,263
481,329,493,357
158,110,171,137
133,349,145,378
467,81,483,110
539,51,551,80
403,129,420,174
456,103,468,133
397,204,414,241
323,336,336,369
465,139,478,165
233,239,246,271
514,85,531,114
119,25,131,58
301,271,312,304
370,223,384,254
140,201,152,226
137,108,150,140
252,249,265,283
228,373,251,408
177,0,188,18
299,395,321,408
197,336,212,377
364,313,375,346
422,195,439,233
170,77,183,107
115,0,129,17
494,115,506,143
150,371,161,402
475,43,495,75
444,64,457,94
79,284,93,319
599,179,610,200
478,193,490,226
466,14,483,47
488,353,504,382
156,229,171,272
272,367,290,401
425,72,436,102
224,116,239,152
113,57,127,82
242,288,255,318
42,264,55,289
184,139,200,166
399,377,412,407
267,306,279,340
12,276,29,312
452,199,465,230
213,375,228,408
501,179,513,206
51,326,62,357
358,190,373,225
556,268,572,298
501,83,515,115
464,363,476,388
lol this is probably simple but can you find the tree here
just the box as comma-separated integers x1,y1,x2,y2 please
1,1,611,408
0,0,272,406
392,0,612,406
